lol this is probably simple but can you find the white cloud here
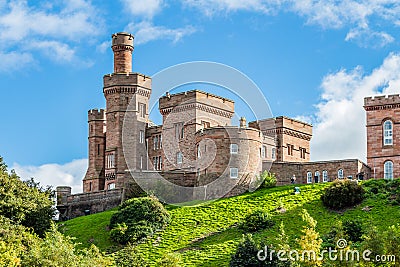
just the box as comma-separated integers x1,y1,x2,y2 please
12,159,88,194
309,52,400,162
125,21,196,45
183,0,400,47
0,0,101,71
121,0,164,18
0,51,33,71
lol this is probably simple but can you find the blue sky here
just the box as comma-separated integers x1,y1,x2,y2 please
2,0,400,192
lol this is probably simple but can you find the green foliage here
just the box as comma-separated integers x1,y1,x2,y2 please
321,179,364,210
259,171,277,189
114,245,149,267
110,196,170,244
0,158,55,237
363,178,400,205
343,218,363,243
155,252,184,267
298,209,322,266
240,209,275,233
321,221,346,249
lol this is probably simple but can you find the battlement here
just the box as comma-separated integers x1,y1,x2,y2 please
112,32,134,50
88,109,105,121
159,90,235,113
103,72,152,88
364,94,400,107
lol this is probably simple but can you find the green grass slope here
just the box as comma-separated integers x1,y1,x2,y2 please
59,182,400,266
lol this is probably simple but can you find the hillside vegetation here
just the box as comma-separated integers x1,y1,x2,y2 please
59,180,400,266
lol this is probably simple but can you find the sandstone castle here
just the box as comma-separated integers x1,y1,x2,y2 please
56,32,398,219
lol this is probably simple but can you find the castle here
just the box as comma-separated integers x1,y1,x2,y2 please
56,32,397,219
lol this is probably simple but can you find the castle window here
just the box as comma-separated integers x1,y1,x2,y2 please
174,122,184,139
338,169,344,179
261,146,267,158
108,183,116,190
201,120,210,129
300,148,306,159
230,144,238,154
153,157,158,170
140,156,143,170
159,156,162,170
159,135,162,148
106,153,115,169
315,171,320,183
97,144,100,156
287,144,294,156
322,170,328,182
176,152,183,164
384,120,393,145
384,161,393,179
89,182,92,192
139,103,146,118
197,145,201,158
153,136,159,150
139,130,144,144
272,148,276,160
307,171,312,184
230,168,238,179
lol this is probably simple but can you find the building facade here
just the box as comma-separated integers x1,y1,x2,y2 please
364,95,400,179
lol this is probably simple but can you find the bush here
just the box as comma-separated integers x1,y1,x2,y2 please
259,171,277,189
155,252,183,267
321,179,364,210
239,209,275,233
114,245,149,267
343,219,363,243
109,196,170,244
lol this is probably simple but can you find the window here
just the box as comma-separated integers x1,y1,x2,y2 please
272,148,276,160
338,169,344,179
230,144,238,154
384,120,393,145
300,148,306,159
197,145,201,158
261,146,266,158
201,120,210,129
384,161,394,179
315,171,320,183
153,157,158,170
159,135,162,148
140,156,143,170
287,144,294,156
176,152,183,164
322,170,328,182
159,156,162,170
139,130,144,144
153,136,158,150
230,168,238,179
307,171,312,184
108,183,116,190
139,103,146,118
97,144,100,156
174,122,184,139
89,182,92,192
106,153,115,169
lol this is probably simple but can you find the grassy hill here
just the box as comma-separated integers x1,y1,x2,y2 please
59,181,400,266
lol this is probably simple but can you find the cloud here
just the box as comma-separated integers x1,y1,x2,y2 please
12,159,88,194
125,21,196,45
0,51,33,71
309,52,400,162
120,0,164,18
183,0,400,47
0,0,102,71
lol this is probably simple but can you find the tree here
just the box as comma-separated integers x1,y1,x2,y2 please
298,209,322,267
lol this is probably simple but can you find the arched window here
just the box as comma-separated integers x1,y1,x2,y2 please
230,144,238,154
307,171,312,184
384,120,393,145
338,169,344,179
322,170,328,182
315,171,320,183
384,161,394,180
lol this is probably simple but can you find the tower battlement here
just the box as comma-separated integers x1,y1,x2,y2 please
103,72,151,88
364,94,400,107
88,109,105,121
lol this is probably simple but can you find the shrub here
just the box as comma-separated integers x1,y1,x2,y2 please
109,196,170,244
114,245,149,267
259,171,277,189
239,209,274,233
155,252,184,267
343,219,363,243
321,179,364,210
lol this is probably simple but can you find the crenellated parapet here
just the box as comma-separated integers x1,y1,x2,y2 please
88,109,105,121
103,73,152,97
364,94,400,110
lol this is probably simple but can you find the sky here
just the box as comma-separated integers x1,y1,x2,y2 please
2,0,400,193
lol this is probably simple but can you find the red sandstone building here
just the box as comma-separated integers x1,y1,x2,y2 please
56,32,394,218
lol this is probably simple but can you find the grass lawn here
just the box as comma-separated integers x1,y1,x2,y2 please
59,181,400,266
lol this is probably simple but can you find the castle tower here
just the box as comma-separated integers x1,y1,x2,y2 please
364,95,400,179
83,109,106,192
103,32,152,190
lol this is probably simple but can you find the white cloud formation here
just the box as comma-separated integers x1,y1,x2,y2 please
12,159,88,194
121,0,164,18
183,0,400,47
309,52,400,162
0,0,101,70
0,51,33,71
125,21,196,45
